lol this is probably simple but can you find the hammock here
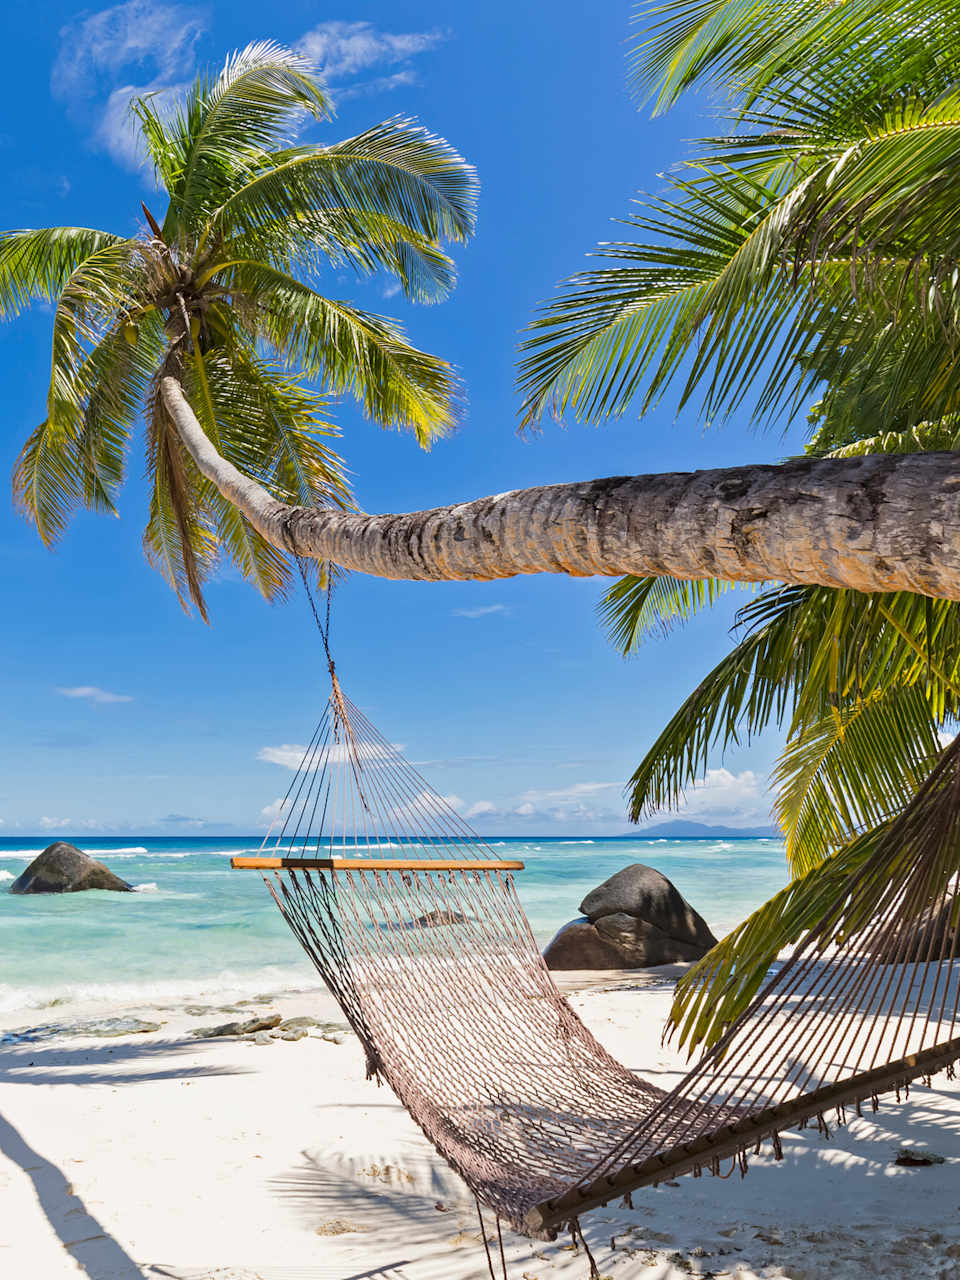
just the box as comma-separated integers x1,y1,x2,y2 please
233,666,960,1242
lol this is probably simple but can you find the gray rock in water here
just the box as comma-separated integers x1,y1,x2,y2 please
579,863,716,950
541,918,627,970
594,912,712,966
544,864,718,971
9,842,133,895
411,909,472,928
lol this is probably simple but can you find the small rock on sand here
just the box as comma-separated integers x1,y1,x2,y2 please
192,1014,282,1039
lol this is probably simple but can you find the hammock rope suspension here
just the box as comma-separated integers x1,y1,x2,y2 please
234,574,960,1241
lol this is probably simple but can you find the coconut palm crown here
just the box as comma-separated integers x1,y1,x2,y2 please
1,43,477,618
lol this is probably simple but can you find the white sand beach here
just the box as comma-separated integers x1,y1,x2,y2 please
1,969,959,1280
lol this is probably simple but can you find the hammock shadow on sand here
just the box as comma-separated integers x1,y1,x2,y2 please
234,675,960,1239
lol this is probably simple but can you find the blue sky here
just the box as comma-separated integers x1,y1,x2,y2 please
0,0,808,837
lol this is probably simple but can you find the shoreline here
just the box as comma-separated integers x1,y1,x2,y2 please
2,971,960,1278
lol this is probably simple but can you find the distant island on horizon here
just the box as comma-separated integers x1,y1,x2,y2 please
633,820,781,839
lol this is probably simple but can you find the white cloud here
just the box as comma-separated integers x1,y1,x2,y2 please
336,70,419,102
299,20,446,79
260,797,291,824
258,741,405,770
52,0,206,95
460,782,625,829
519,781,620,804
463,800,497,819
95,80,185,169
37,816,102,830
51,1,207,168
668,768,769,824
57,685,133,704
453,604,508,619
939,730,956,747
389,789,463,826
297,20,447,99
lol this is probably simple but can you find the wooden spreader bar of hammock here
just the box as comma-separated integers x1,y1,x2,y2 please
231,857,525,871
525,1032,960,1235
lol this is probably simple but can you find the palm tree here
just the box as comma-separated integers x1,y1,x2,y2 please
1,42,477,619
515,0,960,1049
3,41,954,607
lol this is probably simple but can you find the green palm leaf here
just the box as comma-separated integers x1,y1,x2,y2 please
4,42,474,612
162,42,330,234
212,119,477,257
626,587,960,822
773,685,943,875
224,260,458,443
0,227,126,318
667,820,894,1054
600,573,745,649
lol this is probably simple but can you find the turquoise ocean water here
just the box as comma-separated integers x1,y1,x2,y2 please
0,836,788,1016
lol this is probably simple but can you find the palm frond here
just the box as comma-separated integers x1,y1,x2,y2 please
177,348,352,600
223,259,458,443
212,118,477,256
0,227,127,318
517,166,824,425
667,819,894,1054
773,685,943,875
165,42,330,233
626,586,960,821
600,574,746,650
216,207,459,303
143,371,217,619
13,300,161,541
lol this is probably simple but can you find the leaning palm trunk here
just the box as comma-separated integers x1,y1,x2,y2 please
161,377,960,598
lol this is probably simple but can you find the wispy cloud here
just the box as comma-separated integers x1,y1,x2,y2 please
57,685,133,705
258,741,404,770
336,69,419,102
52,0,206,92
667,768,768,824
410,754,501,768
452,604,508,619
462,781,625,828
297,19,448,100
520,781,620,804
37,816,103,831
260,797,291,824
389,789,463,825
52,0,208,168
158,813,208,826
465,772,768,830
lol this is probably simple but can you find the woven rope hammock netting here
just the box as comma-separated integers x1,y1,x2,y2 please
237,668,960,1241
